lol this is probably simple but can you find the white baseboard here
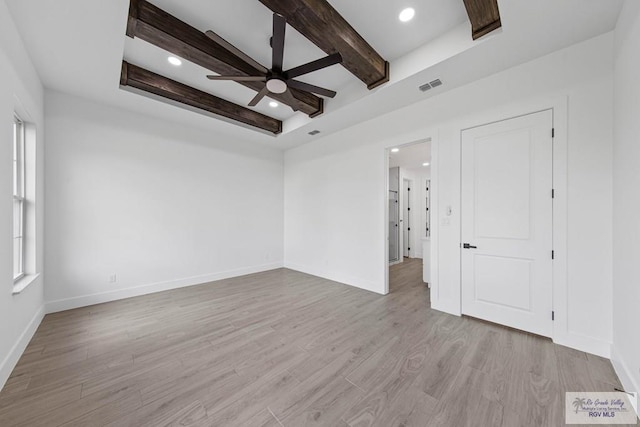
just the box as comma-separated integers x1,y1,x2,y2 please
430,304,612,359
45,262,284,314
553,333,612,359
0,305,45,391
611,346,640,412
431,301,462,317
285,262,385,295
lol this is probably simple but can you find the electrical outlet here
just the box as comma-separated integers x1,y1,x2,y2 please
109,274,117,283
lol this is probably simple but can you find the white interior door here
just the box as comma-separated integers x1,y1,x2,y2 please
461,110,553,337
403,179,411,257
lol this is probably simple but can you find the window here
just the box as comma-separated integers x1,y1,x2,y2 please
13,115,25,281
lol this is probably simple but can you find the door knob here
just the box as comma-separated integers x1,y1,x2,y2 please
462,243,477,249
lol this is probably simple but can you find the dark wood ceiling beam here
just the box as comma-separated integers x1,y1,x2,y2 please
126,0,322,116
463,0,502,40
120,61,282,134
258,0,389,90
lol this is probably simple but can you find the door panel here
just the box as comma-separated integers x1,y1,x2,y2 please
462,110,553,337
474,255,532,311
475,130,531,240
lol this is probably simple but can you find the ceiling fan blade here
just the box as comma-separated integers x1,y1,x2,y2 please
285,53,343,79
206,30,268,73
281,90,300,112
271,13,286,71
287,80,337,98
248,86,270,107
207,75,266,82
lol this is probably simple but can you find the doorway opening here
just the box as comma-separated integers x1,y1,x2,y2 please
386,139,432,293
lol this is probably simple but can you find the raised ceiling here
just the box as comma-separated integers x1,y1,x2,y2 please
121,0,469,133
5,0,624,148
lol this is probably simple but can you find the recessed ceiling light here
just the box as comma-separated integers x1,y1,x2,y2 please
423,162,430,166
167,56,182,66
269,101,279,108
399,8,415,23
391,148,400,153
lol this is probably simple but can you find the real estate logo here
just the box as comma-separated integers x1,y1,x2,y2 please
566,392,638,424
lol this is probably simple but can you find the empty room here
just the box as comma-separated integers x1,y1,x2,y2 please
1,0,639,425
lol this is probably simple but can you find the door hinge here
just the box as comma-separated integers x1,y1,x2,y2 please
408,207,411,211
552,189,555,199
408,188,411,191
552,128,555,138
408,247,411,251
552,311,555,321
408,227,411,231
552,250,555,260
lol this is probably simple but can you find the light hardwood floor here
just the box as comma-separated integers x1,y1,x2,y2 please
0,259,630,426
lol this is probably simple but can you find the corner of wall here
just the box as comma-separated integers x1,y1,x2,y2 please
611,346,640,411
284,262,386,295
0,305,45,391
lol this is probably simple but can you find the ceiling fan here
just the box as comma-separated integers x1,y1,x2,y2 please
205,13,343,111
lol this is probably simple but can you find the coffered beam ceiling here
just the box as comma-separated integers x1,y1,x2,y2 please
126,0,323,116
463,0,502,40
121,61,283,134
257,0,390,90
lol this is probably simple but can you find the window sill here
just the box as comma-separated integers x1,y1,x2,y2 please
13,273,40,295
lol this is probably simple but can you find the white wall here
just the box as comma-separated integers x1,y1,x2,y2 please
0,1,45,388
612,0,640,396
44,91,284,312
284,33,614,357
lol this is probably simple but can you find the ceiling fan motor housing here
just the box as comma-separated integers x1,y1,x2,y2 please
266,78,287,94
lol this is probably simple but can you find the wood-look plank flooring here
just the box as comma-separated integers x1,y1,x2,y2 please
0,258,630,426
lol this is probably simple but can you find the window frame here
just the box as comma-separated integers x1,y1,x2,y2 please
13,114,25,282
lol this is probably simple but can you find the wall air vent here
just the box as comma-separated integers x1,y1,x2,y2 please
429,79,442,88
419,83,432,92
308,130,321,136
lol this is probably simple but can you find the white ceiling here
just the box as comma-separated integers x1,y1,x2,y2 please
121,0,467,121
389,140,432,170
5,0,624,149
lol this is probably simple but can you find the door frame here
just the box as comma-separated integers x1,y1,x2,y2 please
431,96,571,349
384,138,432,295
460,109,554,337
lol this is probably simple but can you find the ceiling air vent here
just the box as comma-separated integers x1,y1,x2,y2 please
308,130,321,136
420,79,443,92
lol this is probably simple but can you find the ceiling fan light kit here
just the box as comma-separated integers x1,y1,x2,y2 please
266,79,287,94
